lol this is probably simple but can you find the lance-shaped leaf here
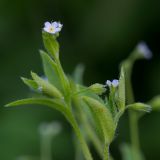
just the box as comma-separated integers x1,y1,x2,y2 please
118,66,125,111
83,96,115,144
127,102,151,113
148,95,160,111
21,77,38,90
5,98,67,113
5,97,93,160
75,84,104,104
40,50,63,92
31,71,63,98
42,31,59,59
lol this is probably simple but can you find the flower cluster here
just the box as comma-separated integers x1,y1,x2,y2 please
106,79,119,87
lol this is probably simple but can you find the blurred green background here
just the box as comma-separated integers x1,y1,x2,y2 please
0,0,160,159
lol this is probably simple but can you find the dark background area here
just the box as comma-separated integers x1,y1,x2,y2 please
0,0,160,159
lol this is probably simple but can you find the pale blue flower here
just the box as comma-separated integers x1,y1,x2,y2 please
43,21,63,34
112,79,119,87
137,42,152,59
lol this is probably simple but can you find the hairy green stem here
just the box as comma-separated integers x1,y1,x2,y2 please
129,111,140,150
103,143,110,160
74,98,103,158
85,123,103,157
124,60,141,159
65,108,93,160
70,117,93,160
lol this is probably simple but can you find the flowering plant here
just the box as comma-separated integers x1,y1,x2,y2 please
5,21,160,160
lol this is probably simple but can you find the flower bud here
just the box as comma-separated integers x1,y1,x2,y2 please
127,102,152,113
31,71,63,98
89,83,106,95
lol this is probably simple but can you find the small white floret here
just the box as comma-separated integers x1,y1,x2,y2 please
43,21,63,34
106,80,112,87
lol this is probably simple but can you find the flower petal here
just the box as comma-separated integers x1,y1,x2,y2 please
112,79,119,87
106,80,112,87
44,21,51,28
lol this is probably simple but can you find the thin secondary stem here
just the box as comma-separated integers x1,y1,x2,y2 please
124,60,141,158
71,116,93,160
40,135,52,160
129,111,140,150
65,108,93,160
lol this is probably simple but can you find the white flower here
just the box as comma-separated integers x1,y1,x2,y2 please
137,41,152,59
106,80,112,87
43,21,63,34
106,79,119,87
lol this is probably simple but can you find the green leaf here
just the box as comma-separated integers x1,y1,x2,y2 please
83,96,115,144
21,77,38,90
127,102,151,113
76,84,104,104
5,97,93,160
42,31,59,59
40,50,63,92
118,66,125,110
72,64,85,85
31,71,63,98
148,95,160,111
5,98,67,113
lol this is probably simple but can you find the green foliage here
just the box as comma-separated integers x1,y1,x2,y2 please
40,50,63,92
83,96,115,144
31,71,63,98
42,32,59,59
5,23,159,160
118,66,125,111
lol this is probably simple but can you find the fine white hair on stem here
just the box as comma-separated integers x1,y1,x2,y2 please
106,80,112,87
